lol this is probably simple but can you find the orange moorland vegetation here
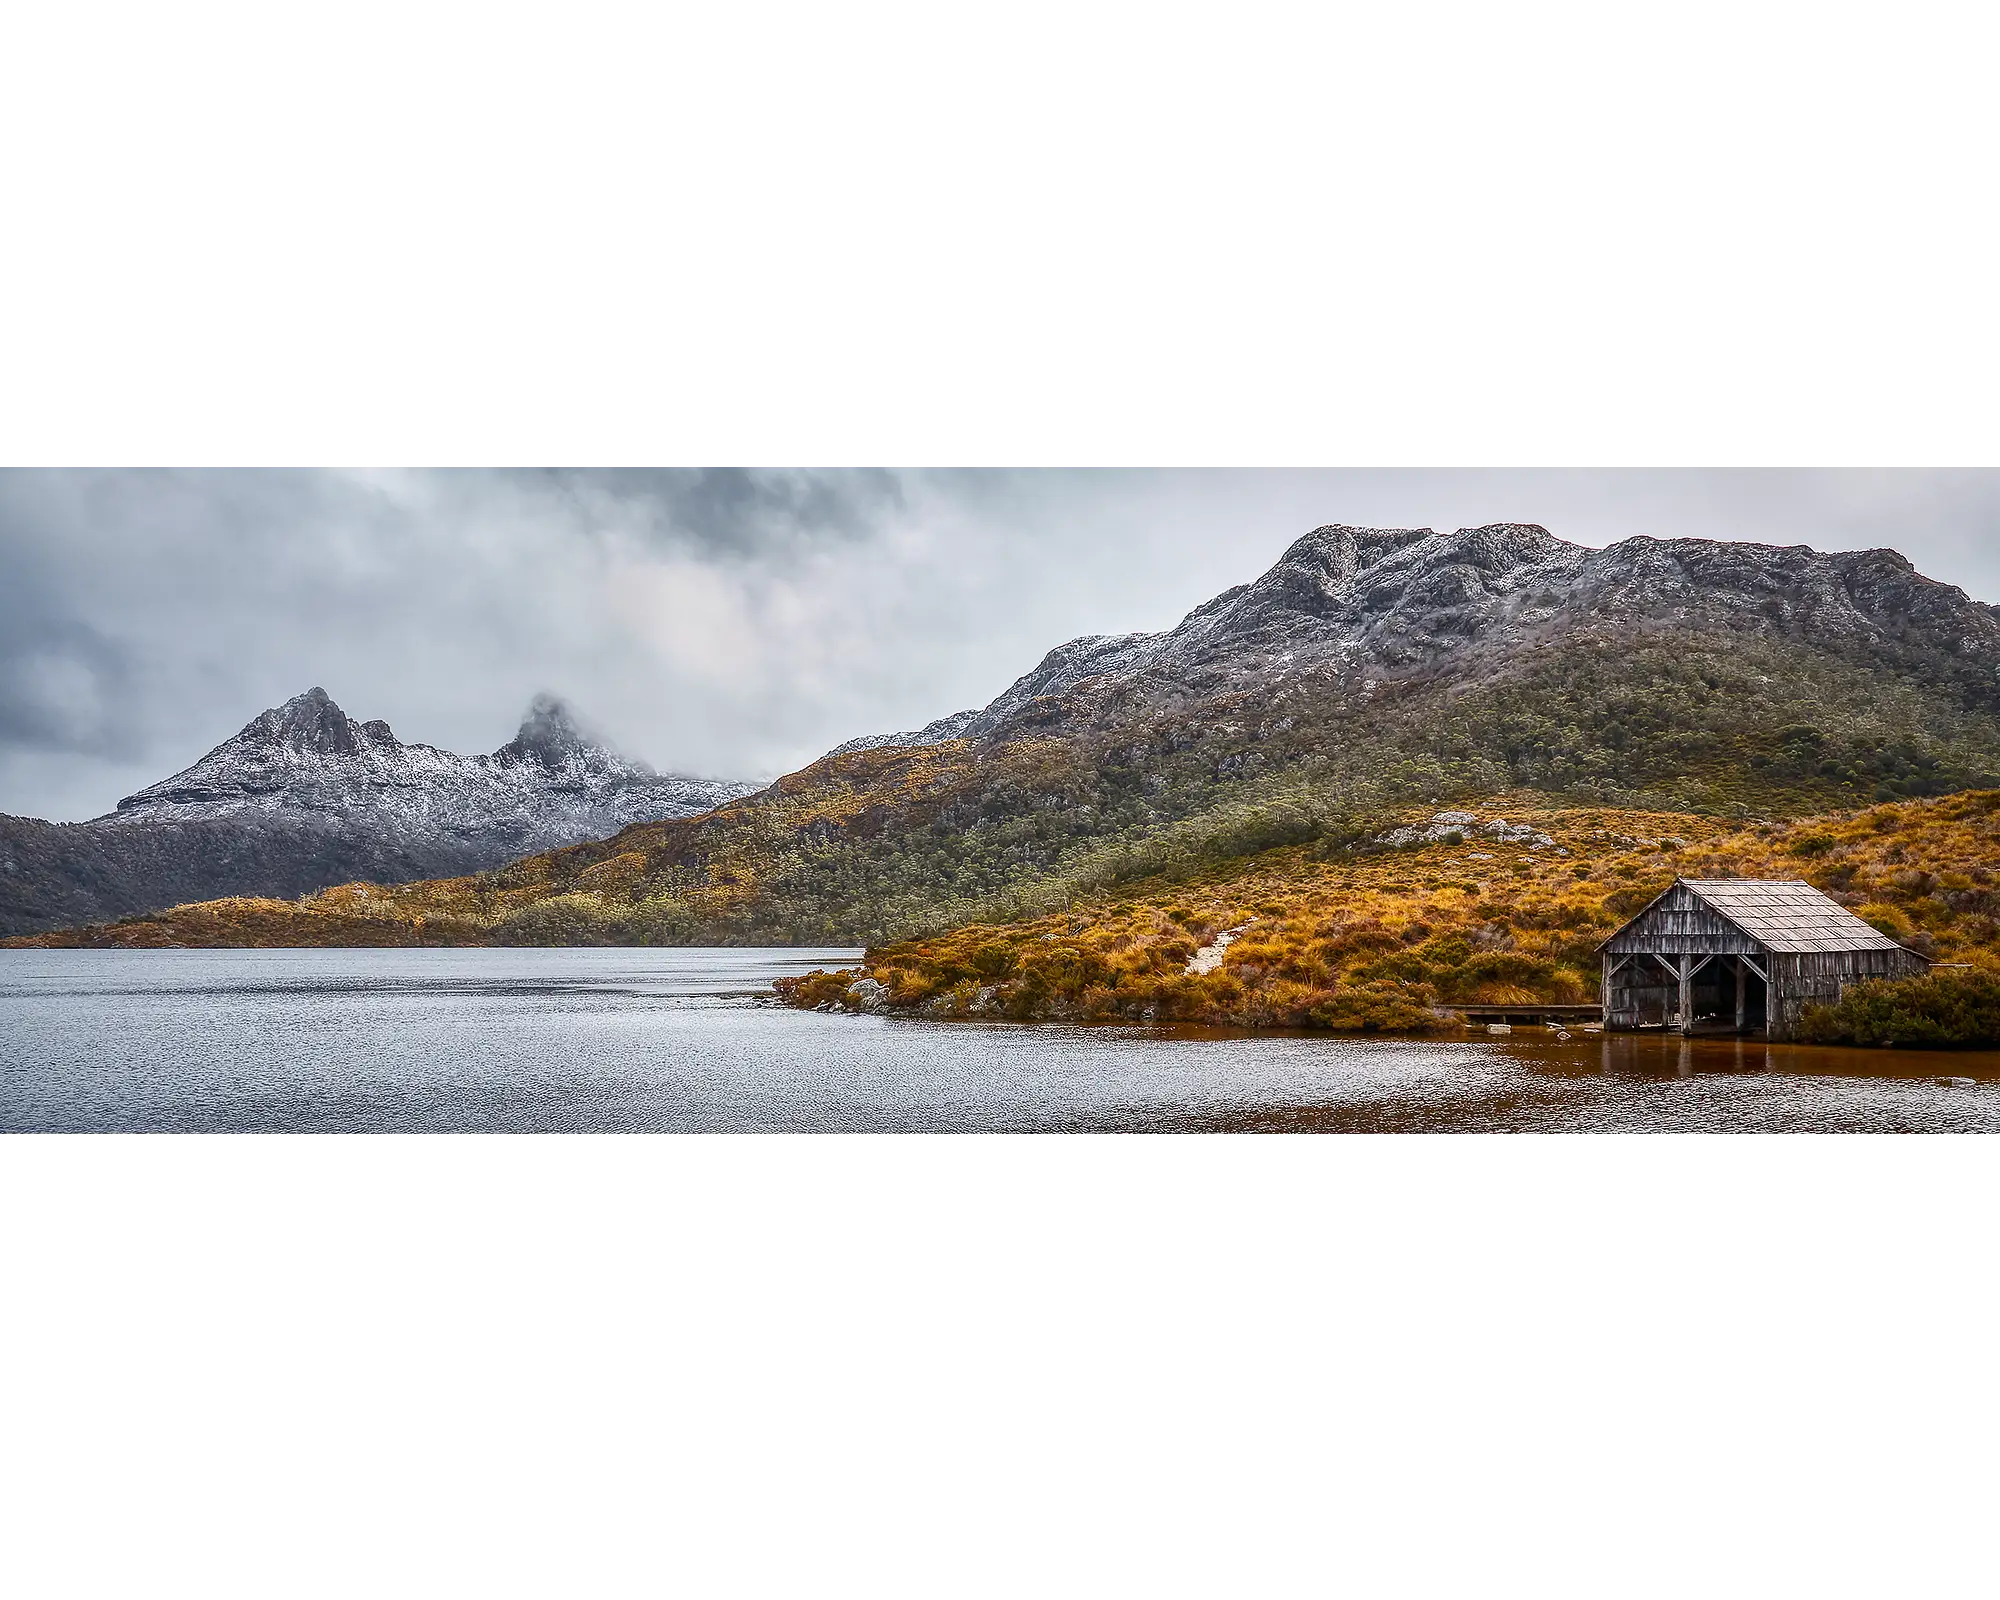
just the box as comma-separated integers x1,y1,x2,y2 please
775,791,2000,1030
0,894,442,950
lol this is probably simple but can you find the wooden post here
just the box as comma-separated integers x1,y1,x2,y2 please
1678,955,1693,1036
1738,953,1770,1042
1734,960,1747,1035
1601,955,1633,1030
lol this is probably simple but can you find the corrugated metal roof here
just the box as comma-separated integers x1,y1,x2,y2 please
1677,878,1906,953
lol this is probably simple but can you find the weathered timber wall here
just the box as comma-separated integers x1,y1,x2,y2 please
1604,953,1678,1030
1763,948,1928,1040
1601,885,1761,958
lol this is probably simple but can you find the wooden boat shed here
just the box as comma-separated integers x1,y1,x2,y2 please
1599,878,1928,1041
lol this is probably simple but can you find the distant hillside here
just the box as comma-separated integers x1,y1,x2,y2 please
0,688,753,935
13,525,2000,950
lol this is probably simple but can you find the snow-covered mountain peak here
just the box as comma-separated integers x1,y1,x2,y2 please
492,693,648,775
103,687,754,863
250,686,383,755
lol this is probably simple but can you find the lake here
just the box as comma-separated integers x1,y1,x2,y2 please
4,947,1998,1133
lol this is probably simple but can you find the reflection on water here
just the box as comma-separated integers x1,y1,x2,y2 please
3,949,1997,1134
1528,1029,2000,1085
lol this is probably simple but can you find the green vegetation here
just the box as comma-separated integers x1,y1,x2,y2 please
1798,967,2000,1049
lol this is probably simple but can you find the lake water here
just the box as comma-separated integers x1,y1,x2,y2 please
4,947,1999,1133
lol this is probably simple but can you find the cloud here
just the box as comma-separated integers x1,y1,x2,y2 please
2,469,1997,821
488,468,907,561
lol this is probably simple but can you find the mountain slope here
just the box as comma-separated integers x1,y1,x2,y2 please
849,523,2000,748
0,688,752,935
14,524,2000,950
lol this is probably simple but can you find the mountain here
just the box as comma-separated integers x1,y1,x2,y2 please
0,689,753,935
108,688,744,833
13,525,2000,951
842,524,2000,749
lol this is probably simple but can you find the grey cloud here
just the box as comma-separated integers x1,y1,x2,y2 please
2,469,1998,822
0,606,136,756
494,467,907,561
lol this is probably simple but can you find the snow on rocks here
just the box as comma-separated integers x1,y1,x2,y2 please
106,687,755,853
36,687,763,922
798,524,2000,775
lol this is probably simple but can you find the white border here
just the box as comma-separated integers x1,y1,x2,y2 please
6,1136,1998,1598
2,4,1996,464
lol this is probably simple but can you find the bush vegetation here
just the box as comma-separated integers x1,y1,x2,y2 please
1797,967,2000,1049
771,791,2000,1033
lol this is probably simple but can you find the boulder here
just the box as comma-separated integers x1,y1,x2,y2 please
844,977,889,1013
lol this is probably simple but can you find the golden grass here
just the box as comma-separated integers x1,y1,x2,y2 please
782,792,2000,1029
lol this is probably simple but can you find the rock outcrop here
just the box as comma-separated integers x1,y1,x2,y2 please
1372,811,1559,851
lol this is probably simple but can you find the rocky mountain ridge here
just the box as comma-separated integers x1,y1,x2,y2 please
0,689,752,936
850,525,2000,748
110,687,745,830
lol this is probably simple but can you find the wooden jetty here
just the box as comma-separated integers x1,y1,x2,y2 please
1448,1003,1603,1028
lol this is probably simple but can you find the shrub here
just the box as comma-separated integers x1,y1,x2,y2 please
1601,883,1667,918
1797,967,2000,1049
1856,902,1914,941
773,969,859,1009
494,893,618,945
968,941,1016,979
1304,980,1456,1033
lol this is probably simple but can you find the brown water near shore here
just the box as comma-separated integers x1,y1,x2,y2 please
1511,1030,2000,1083
1140,1021,2000,1085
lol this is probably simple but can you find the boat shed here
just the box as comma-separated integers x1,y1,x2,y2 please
1599,878,1928,1041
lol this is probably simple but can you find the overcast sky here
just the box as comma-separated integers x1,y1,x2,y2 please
4,468,1998,822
